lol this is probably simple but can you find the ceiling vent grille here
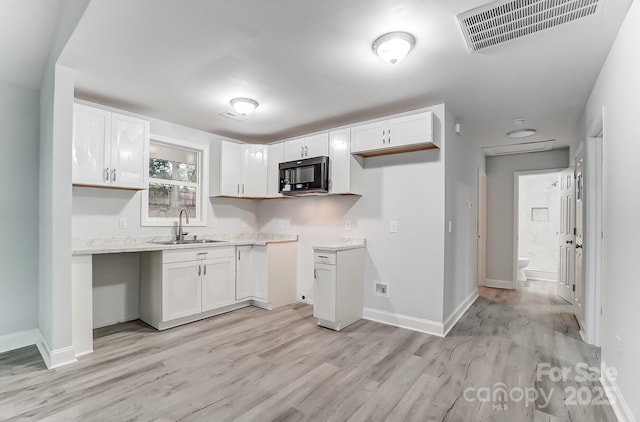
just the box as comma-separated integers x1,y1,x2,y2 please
457,0,602,51
219,111,248,121
483,140,555,156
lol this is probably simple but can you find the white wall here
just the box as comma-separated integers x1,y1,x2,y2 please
0,81,40,336
259,104,446,323
443,108,485,321
582,1,640,419
485,149,569,283
517,172,560,280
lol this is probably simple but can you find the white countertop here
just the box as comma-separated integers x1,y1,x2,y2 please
312,237,366,252
73,233,298,255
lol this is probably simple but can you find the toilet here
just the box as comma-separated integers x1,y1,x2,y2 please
517,257,530,282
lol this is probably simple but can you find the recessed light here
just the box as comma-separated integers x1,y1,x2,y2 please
507,128,537,138
230,97,259,115
372,32,416,64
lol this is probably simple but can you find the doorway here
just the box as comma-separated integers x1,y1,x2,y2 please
514,170,564,295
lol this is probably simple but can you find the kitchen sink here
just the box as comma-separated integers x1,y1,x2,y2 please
149,239,226,245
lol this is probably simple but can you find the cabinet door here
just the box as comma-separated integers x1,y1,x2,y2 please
283,138,307,161
220,141,243,196
304,133,329,158
162,261,202,321
386,112,434,148
201,256,236,311
235,246,255,300
267,143,284,197
242,144,268,197
110,113,149,189
350,120,387,153
72,104,110,186
313,263,336,322
329,129,351,194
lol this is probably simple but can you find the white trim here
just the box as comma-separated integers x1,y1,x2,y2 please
484,278,516,289
363,307,444,336
36,337,77,369
601,362,637,422
525,269,558,282
444,290,478,335
0,329,43,354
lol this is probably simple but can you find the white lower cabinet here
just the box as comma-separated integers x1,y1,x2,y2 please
141,246,237,329
313,247,364,331
235,242,297,309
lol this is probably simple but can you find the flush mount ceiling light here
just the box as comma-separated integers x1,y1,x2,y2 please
230,97,259,115
372,31,416,64
507,128,537,139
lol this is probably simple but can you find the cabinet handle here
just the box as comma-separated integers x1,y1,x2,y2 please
237,184,240,194
242,184,245,194
314,268,317,279
238,250,241,260
305,146,308,156
198,265,201,276
301,146,304,157
388,129,391,144
318,255,329,259
382,129,386,144
203,265,207,275
197,252,208,256
111,168,116,183
104,168,110,182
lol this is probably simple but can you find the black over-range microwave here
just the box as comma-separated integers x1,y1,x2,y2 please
279,156,330,196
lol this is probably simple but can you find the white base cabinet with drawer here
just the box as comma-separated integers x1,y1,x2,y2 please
140,246,243,330
235,242,298,310
313,247,364,331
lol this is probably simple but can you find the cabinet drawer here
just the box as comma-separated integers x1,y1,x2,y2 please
314,251,336,265
163,246,235,263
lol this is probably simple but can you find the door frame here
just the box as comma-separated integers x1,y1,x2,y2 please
477,166,487,287
583,114,604,346
513,168,566,289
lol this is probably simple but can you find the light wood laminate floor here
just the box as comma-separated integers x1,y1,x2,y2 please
0,282,616,421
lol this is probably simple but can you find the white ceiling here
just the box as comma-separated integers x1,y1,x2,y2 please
0,0,62,90
58,0,632,146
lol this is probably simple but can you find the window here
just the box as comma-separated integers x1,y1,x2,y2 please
141,135,208,226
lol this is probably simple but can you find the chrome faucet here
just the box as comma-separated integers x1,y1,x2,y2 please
177,208,189,241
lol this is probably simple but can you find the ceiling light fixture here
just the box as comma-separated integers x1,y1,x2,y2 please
230,97,259,115
507,128,537,139
372,31,416,64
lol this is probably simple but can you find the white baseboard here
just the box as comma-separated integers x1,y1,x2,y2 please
93,313,140,330
363,308,444,337
601,362,637,422
0,329,43,354
36,339,77,369
484,278,515,289
444,290,479,336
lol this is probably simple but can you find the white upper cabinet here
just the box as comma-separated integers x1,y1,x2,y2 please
283,133,329,161
350,111,438,157
73,103,149,189
210,140,267,198
329,129,363,195
267,143,284,198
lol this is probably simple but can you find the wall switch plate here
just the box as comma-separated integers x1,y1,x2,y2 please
468,201,473,209
389,220,398,233
345,220,352,231
119,218,127,229
448,221,452,233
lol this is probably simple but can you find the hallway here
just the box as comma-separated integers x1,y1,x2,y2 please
0,285,615,421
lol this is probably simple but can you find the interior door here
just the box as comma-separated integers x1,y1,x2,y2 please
557,169,575,303
574,150,586,328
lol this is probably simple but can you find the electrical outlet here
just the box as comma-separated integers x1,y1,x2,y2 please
345,220,352,231
374,281,390,297
389,220,398,233
119,218,127,229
